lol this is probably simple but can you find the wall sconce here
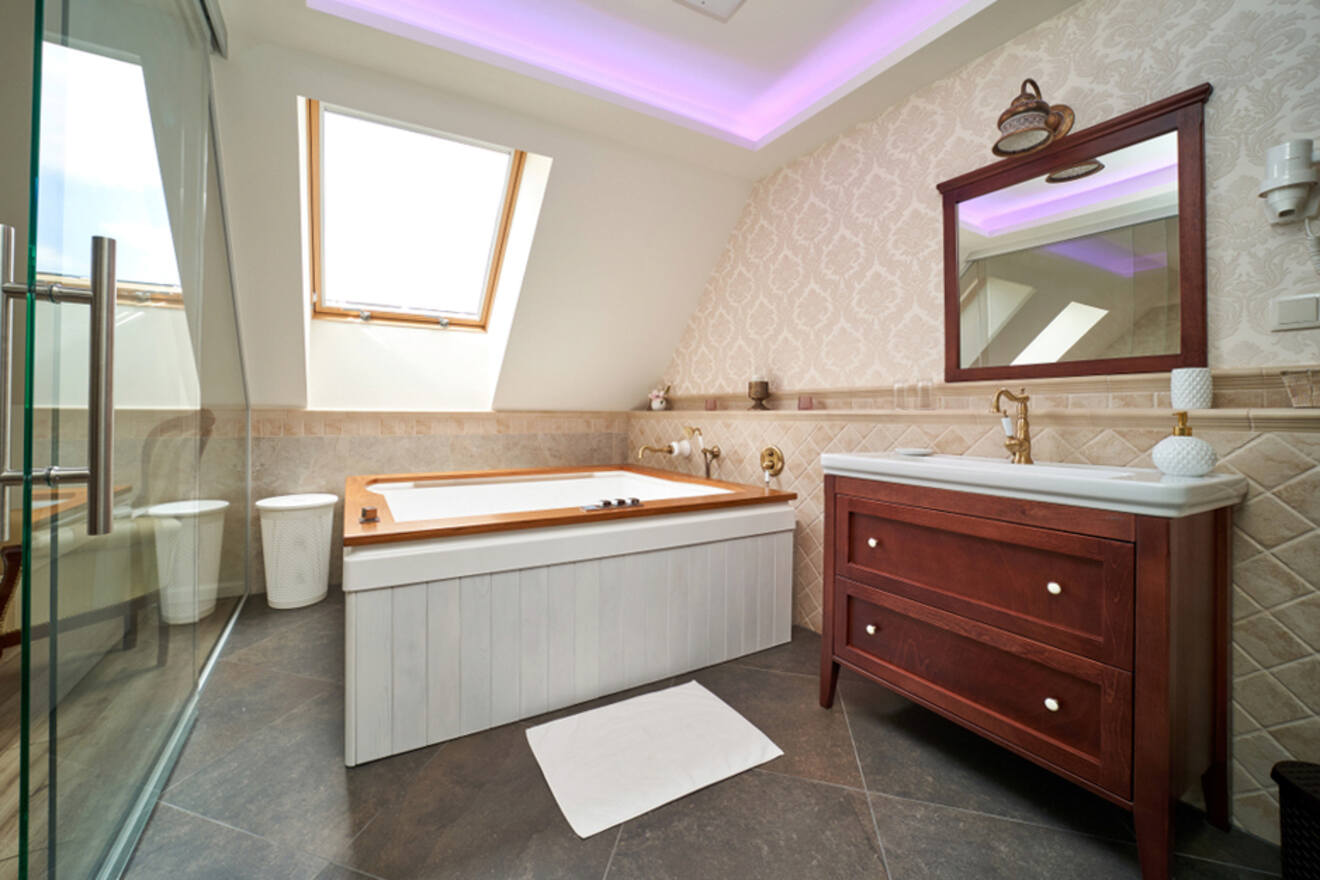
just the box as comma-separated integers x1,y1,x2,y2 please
1260,139,1319,224
1260,139,1320,278
992,78,1074,157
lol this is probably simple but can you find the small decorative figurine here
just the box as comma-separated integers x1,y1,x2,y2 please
748,377,770,410
649,383,670,411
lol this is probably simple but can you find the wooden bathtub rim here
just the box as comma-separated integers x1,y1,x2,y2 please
343,464,798,547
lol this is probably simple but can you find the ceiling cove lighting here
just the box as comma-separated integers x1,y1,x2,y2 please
305,0,995,148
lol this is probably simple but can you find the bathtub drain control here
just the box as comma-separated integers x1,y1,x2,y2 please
581,497,643,512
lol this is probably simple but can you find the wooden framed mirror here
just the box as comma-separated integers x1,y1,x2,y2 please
938,83,1212,383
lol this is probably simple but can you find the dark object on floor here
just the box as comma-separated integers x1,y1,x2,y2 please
1272,761,1320,880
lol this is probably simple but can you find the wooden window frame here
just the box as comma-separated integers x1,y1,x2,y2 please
306,98,527,331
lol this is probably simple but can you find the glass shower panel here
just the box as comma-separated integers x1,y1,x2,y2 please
14,0,248,876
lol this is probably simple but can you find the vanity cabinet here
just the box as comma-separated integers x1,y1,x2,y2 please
820,475,1233,880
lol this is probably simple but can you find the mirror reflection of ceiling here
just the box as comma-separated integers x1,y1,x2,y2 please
305,0,998,148
959,131,1179,261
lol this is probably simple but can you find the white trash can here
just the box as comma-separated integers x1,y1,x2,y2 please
256,493,338,609
147,499,230,625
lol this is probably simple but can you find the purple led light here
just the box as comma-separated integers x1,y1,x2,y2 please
961,163,1178,236
306,0,986,147
1041,239,1169,277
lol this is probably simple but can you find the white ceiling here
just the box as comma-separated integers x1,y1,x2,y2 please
219,0,1082,178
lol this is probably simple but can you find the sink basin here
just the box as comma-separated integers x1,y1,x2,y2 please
820,452,1247,518
890,454,1135,481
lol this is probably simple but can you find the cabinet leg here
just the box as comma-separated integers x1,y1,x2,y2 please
1201,762,1230,831
1134,803,1173,880
820,658,839,708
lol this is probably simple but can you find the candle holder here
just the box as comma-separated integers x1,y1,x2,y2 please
748,380,770,410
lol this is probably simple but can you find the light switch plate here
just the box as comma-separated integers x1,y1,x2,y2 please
1274,293,1320,330
673,0,747,22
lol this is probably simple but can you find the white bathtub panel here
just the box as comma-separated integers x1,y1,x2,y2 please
573,560,600,702
723,539,744,658
391,583,429,754
491,571,522,726
707,542,728,664
520,567,549,718
643,551,669,682
686,545,711,670
546,564,577,712
668,545,693,674
597,556,626,695
427,578,462,743
345,528,793,765
352,590,393,764
459,575,493,735
620,554,647,688
756,534,775,650
774,532,792,644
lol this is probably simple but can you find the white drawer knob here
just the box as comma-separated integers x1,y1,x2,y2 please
865,624,877,635
1046,581,1062,596
867,537,878,548
1043,697,1060,712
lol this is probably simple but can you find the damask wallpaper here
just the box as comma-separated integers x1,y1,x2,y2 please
664,0,1320,394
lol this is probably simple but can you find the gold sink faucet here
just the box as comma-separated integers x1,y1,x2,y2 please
991,388,1033,464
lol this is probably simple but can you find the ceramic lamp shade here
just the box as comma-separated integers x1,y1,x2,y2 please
1170,367,1213,410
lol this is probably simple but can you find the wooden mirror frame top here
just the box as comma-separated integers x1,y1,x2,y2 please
937,83,1213,383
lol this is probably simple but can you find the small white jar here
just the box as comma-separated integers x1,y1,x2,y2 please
1170,367,1213,410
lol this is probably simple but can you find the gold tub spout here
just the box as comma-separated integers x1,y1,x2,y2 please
637,444,672,461
991,387,1033,464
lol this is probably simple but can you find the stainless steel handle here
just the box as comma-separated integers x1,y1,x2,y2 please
87,237,115,535
0,225,115,536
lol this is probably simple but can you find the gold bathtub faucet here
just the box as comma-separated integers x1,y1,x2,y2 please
991,388,1033,464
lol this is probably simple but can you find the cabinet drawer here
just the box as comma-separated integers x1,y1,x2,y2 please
835,579,1132,798
836,494,1134,668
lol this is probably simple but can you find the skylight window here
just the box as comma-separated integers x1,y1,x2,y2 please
307,100,526,329
36,43,181,302
1011,302,1109,366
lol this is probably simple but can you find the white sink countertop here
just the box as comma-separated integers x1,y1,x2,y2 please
820,452,1247,518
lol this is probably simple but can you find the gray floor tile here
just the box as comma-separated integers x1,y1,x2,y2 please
225,604,344,683
842,675,1133,838
124,803,327,880
1173,804,1282,875
690,662,864,788
336,724,616,879
607,769,888,880
871,795,1278,880
221,590,344,658
520,676,679,727
730,626,821,677
163,691,435,859
167,659,336,788
311,864,379,880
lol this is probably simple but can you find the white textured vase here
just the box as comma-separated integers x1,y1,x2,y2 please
1152,435,1217,477
1170,367,1213,410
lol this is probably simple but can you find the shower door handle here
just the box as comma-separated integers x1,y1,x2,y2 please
0,224,116,536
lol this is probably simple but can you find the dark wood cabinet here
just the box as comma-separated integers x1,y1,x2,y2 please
820,475,1232,880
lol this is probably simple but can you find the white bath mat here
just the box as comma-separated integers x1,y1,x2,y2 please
525,680,783,838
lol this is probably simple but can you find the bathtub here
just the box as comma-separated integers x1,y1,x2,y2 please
342,466,796,766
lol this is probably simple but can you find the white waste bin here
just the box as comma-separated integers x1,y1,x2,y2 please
256,493,338,609
147,499,230,625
